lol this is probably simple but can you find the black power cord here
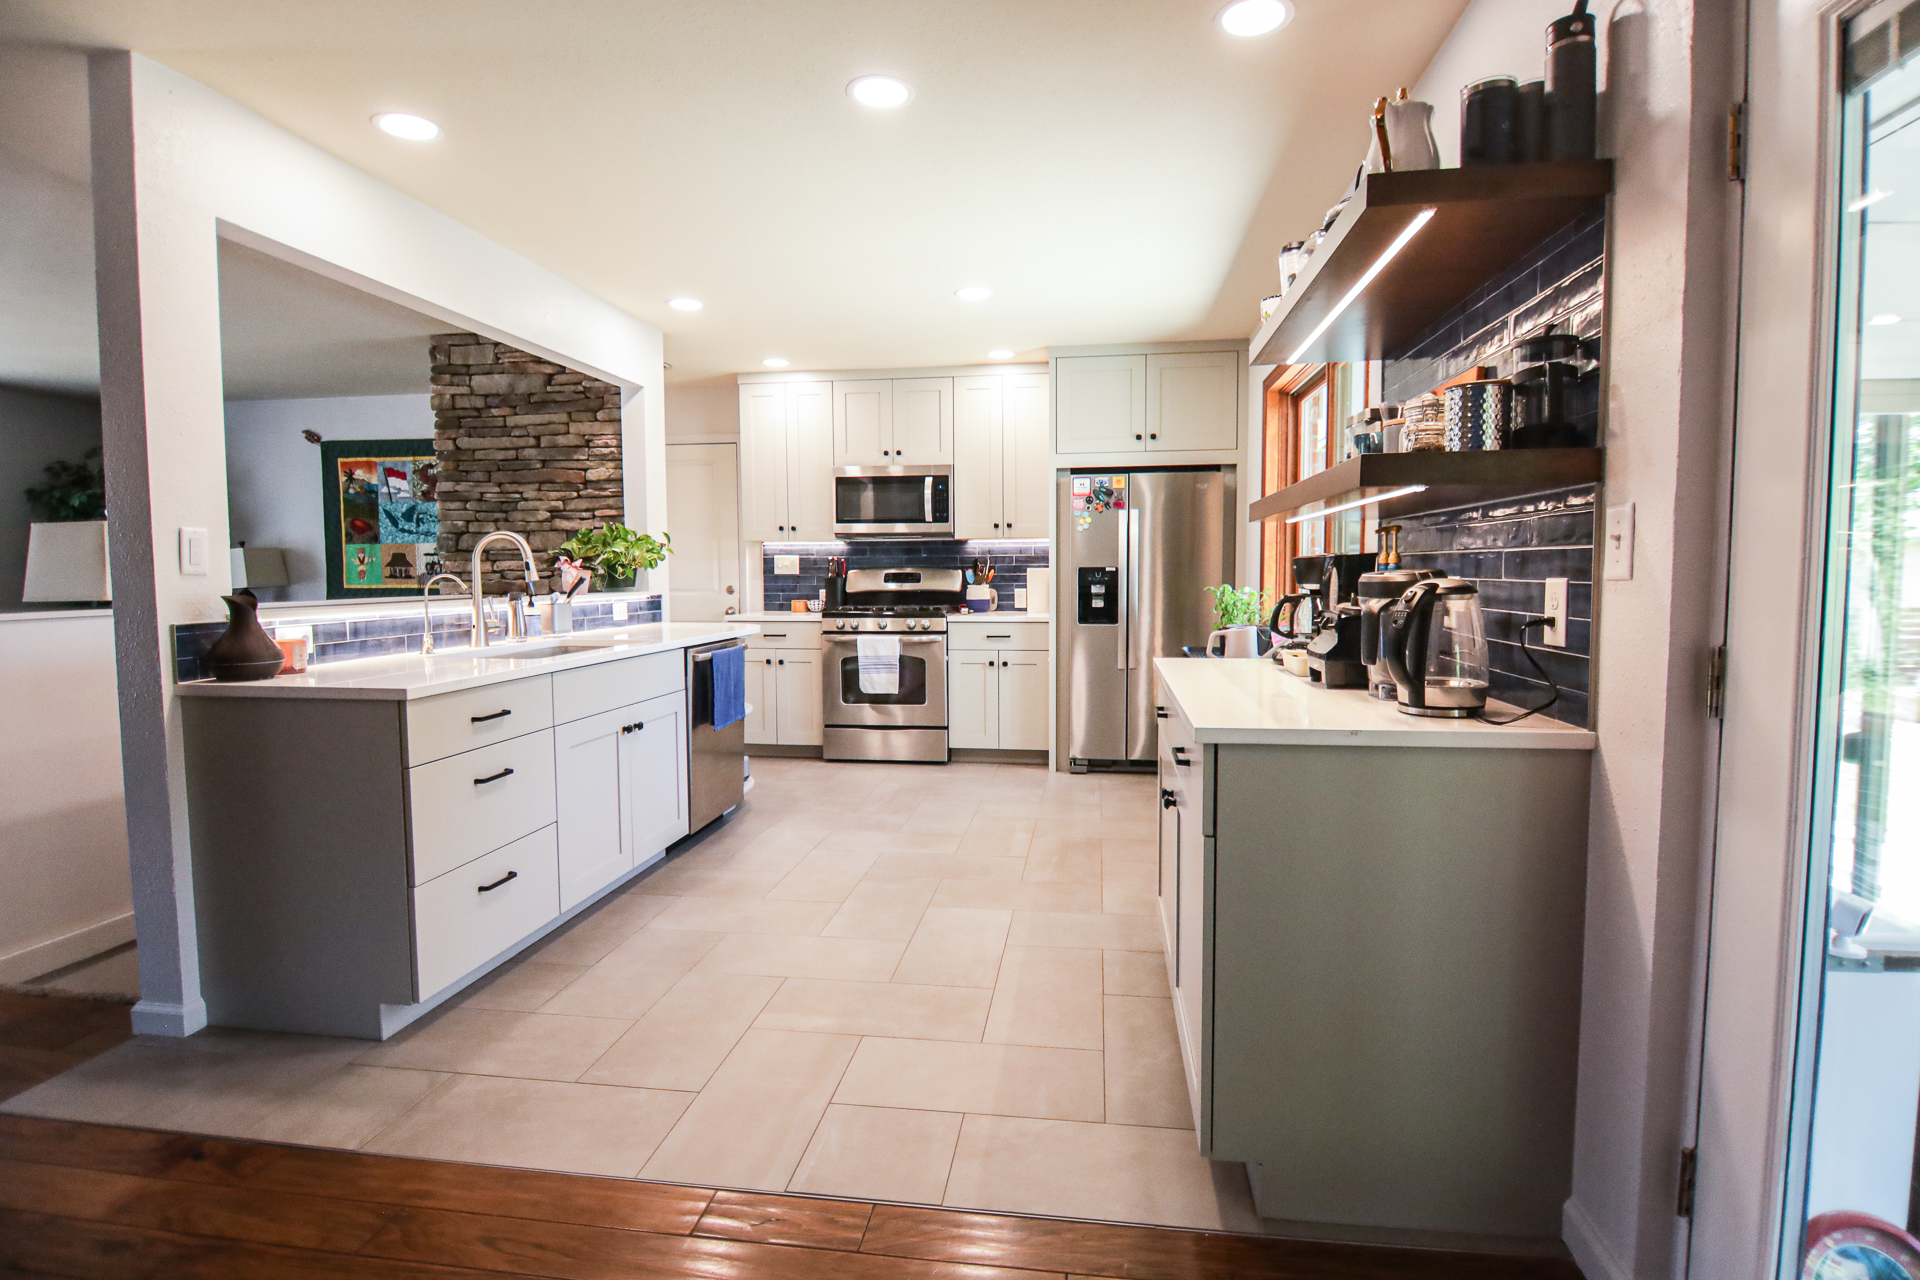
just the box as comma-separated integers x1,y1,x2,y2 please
1481,615,1561,726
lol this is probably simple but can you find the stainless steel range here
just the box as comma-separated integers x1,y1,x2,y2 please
821,567,965,763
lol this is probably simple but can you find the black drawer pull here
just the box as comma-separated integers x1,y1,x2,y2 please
1171,747,1192,767
477,870,518,892
1155,706,1169,720
470,709,512,724
1161,788,1176,809
473,767,516,785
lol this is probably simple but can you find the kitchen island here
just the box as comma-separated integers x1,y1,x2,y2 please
176,623,757,1040
1152,657,1594,1250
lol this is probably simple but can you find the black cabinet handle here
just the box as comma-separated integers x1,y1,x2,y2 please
1155,706,1169,719
1161,788,1176,809
1134,433,1143,440
477,870,518,893
1171,747,1192,767
778,659,785,665
1149,433,1157,440
622,721,646,734
470,709,512,724
473,767,515,785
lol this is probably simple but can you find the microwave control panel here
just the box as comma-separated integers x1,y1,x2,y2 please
1078,567,1118,625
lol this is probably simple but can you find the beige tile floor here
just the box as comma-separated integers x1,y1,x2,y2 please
3,758,1262,1233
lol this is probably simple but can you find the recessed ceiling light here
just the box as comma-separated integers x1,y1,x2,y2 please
373,112,441,141
955,286,994,302
988,349,1015,359
762,357,791,368
1217,0,1294,37
668,298,703,311
847,75,913,109
1870,314,1903,326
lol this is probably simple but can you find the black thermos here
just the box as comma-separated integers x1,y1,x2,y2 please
1546,0,1598,161
1460,77,1520,166
1516,80,1547,162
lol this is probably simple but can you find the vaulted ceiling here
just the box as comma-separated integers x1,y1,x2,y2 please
0,1,1467,391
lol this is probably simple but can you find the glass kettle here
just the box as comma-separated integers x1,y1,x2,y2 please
1381,578,1490,718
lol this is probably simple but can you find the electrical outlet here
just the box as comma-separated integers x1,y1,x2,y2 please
773,554,801,576
179,527,209,576
613,600,629,621
1543,577,1569,648
1605,504,1635,581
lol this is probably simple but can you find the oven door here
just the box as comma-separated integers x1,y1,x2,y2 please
832,469,953,538
821,635,948,728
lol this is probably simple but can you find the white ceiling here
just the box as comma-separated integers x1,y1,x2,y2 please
0,1,1468,387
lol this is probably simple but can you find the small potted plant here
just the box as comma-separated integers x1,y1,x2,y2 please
1204,583,1275,657
21,447,112,605
556,524,672,590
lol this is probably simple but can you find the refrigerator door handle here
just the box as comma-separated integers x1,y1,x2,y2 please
1116,502,1131,671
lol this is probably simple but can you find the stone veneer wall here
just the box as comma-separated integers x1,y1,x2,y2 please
431,332,623,593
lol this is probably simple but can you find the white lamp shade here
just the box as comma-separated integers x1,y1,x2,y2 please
230,546,289,589
22,521,111,603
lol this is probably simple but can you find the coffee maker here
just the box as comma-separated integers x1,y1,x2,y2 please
1302,553,1377,689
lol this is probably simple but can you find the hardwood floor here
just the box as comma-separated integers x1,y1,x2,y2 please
1,975,1584,1278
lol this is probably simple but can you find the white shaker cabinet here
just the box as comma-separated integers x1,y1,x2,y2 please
1053,349,1241,456
833,378,953,465
552,687,688,912
947,619,1049,752
1146,350,1240,453
1054,355,1146,454
740,380,833,540
743,621,823,748
833,380,893,464
955,373,1050,539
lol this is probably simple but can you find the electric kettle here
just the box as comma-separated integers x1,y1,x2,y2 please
1381,577,1491,718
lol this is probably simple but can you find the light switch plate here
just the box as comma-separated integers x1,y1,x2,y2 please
179,527,209,576
1543,577,1569,647
1604,504,1635,581
773,555,800,576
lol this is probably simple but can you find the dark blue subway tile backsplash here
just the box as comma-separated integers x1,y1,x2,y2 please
171,593,664,684
763,540,1051,612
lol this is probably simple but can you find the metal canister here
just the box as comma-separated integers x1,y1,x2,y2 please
1460,77,1520,166
1443,379,1514,451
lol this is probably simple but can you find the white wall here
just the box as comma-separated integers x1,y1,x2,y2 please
222,394,432,601
0,385,101,610
1410,3,1732,1278
0,611,132,983
665,376,739,443
88,52,665,1037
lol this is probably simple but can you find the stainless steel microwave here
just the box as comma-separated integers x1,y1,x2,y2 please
832,466,953,539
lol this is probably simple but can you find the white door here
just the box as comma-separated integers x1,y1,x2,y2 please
1146,351,1239,452
744,648,777,745
665,443,740,622
953,375,1003,538
774,652,822,746
834,380,893,464
738,384,790,541
553,708,630,911
947,653,999,749
786,381,836,540
1002,373,1051,539
892,377,953,463
997,654,1049,750
620,694,689,864
1055,355,1146,454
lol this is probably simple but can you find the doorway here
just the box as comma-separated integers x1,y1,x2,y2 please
665,443,741,622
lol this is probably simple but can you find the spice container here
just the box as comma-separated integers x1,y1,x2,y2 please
1460,77,1520,165
1443,380,1514,451
1400,394,1448,451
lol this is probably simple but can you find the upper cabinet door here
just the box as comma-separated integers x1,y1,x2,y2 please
1002,373,1051,539
1146,351,1239,452
952,375,1003,539
785,382,836,540
739,383,791,540
834,380,893,465
1054,355,1146,454
891,378,954,463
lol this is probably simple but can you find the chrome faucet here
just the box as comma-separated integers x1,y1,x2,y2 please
470,531,539,647
419,573,468,655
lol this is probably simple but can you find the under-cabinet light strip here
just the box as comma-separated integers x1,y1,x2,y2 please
1285,484,1428,523
1285,208,1438,365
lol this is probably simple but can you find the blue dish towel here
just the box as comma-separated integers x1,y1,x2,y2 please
711,644,746,730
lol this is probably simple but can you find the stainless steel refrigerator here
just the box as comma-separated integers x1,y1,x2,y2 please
1056,468,1233,769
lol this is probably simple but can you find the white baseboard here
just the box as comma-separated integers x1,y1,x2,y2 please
0,910,136,984
131,997,208,1038
1565,1196,1632,1280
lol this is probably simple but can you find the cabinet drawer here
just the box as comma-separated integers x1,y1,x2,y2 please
748,621,821,650
406,677,553,766
413,825,560,999
948,620,1049,652
552,651,684,724
409,730,557,885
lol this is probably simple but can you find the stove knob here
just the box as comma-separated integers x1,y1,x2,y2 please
834,619,847,630
877,620,889,630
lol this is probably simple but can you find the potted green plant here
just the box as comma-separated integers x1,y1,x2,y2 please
556,524,672,590
1204,583,1274,657
21,447,112,605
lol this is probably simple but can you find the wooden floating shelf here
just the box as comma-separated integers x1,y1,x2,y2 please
1249,160,1615,369
1247,448,1605,523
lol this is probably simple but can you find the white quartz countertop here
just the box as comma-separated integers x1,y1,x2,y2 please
176,623,760,701
1154,658,1597,750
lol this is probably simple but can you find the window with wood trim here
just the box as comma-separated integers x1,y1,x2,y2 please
1259,361,1380,604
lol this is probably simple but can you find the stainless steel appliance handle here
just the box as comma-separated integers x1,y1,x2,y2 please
924,476,933,523
1118,501,1135,671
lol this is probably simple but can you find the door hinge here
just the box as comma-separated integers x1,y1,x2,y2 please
1728,102,1747,182
1677,1147,1698,1217
1706,645,1727,719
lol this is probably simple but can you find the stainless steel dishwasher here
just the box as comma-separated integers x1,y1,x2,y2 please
685,639,747,833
